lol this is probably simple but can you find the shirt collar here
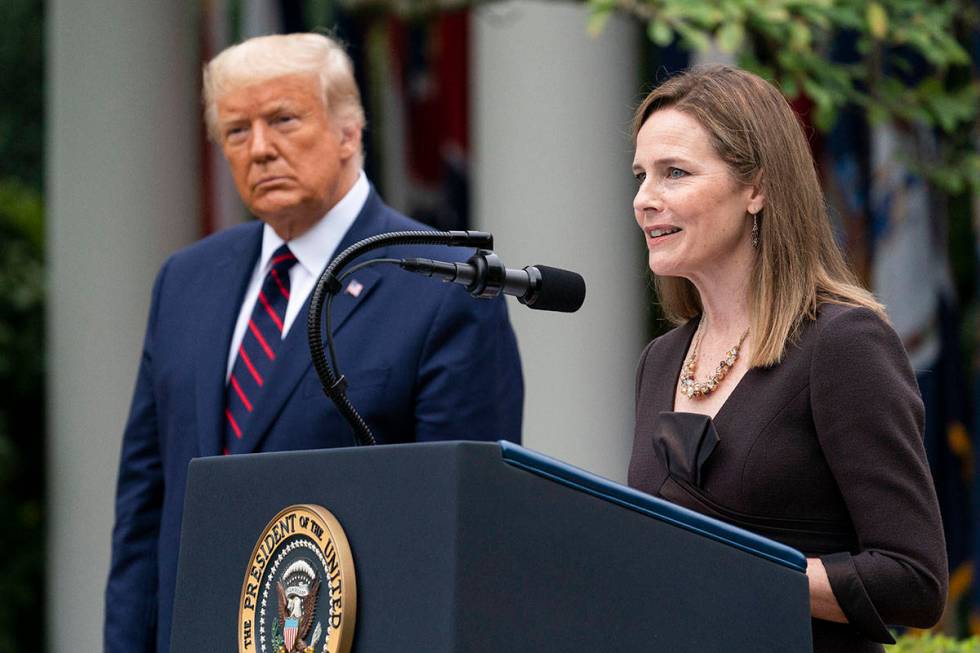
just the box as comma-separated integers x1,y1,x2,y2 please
259,171,370,276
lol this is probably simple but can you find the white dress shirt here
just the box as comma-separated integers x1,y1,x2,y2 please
225,171,370,380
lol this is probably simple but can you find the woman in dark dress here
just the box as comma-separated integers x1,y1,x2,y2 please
627,65,947,652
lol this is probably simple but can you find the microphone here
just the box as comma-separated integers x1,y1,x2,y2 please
400,250,586,313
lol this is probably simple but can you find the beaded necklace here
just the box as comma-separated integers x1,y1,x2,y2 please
679,321,749,399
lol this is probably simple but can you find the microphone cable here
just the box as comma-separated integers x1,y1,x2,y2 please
308,230,494,447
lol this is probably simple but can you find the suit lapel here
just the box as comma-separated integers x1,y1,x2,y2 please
195,224,263,457
240,189,391,453
315,188,392,337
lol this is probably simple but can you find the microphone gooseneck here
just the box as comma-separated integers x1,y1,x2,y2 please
309,229,586,447
307,230,493,447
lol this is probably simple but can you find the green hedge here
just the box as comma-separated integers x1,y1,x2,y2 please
888,634,980,652
0,177,44,652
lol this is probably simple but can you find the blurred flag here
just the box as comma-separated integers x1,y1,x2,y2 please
360,11,472,229
972,147,980,635
819,106,871,285
869,121,974,633
869,123,942,369
968,25,980,638
200,0,248,235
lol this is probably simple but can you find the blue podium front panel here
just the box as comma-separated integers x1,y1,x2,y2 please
172,441,812,652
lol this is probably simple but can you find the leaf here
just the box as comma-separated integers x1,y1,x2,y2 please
781,76,799,99
922,88,978,134
717,0,745,22
936,34,971,66
916,77,944,99
736,51,775,84
825,5,864,30
756,5,790,23
812,103,837,132
0,180,43,250
587,7,612,37
675,22,711,53
788,20,812,51
648,19,674,47
671,3,724,28
797,4,832,30
775,49,803,74
866,2,888,39
868,104,888,127
716,21,744,53
801,77,837,124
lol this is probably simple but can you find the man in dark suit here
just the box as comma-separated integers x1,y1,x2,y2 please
104,33,523,652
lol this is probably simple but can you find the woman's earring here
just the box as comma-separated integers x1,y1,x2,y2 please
751,212,760,249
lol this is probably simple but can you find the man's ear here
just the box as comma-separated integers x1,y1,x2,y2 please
337,122,362,161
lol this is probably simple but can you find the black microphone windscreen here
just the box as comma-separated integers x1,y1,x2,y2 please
525,265,586,312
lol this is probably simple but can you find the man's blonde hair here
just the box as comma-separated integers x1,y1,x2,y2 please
202,33,365,146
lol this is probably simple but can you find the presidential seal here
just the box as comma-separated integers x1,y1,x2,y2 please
239,505,356,653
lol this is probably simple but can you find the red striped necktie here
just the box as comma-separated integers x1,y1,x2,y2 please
224,244,298,454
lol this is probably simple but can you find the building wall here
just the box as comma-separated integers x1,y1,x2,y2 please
47,2,200,650
473,1,645,480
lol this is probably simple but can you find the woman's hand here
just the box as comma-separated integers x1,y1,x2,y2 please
807,557,848,622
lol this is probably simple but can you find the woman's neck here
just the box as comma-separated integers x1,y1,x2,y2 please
690,270,752,342
685,238,754,338
673,264,755,416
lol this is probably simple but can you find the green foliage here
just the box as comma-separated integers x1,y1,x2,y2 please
0,0,43,192
0,177,45,652
0,1,44,648
887,633,980,652
338,0,979,192
589,0,980,193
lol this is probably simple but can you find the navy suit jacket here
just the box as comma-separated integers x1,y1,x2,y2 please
104,190,523,652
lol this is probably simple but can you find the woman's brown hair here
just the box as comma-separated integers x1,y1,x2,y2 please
633,65,885,366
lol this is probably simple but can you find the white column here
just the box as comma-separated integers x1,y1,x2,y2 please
473,1,645,481
47,2,199,651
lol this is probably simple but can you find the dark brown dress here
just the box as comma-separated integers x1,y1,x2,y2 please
629,303,947,652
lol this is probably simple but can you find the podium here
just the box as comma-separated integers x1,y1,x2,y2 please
171,441,812,652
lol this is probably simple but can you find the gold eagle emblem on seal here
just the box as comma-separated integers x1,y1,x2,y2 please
238,504,356,653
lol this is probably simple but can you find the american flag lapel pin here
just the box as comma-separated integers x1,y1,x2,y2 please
345,278,364,298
